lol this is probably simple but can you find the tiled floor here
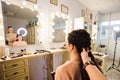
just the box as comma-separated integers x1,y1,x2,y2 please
103,58,120,80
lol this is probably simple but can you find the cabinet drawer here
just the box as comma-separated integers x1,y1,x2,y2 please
0,67,28,80
7,75,29,80
5,68,25,78
0,59,28,72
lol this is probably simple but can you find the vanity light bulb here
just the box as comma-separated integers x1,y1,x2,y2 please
37,22,39,25
51,15,55,19
67,15,70,19
37,36,40,39
41,36,44,40
0,24,3,29
40,13,44,17
56,11,60,17
70,26,72,29
52,36,55,39
31,8,34,11
52,22,55,26
52,29,55,32
6,1,10,5
70,20,72,24
22,1,27,6
58,13,61,17
51,13,55,19
34,4,38,9
62,14,66,19
20,6,24,9
0,36,4,41
63,30,66,33
36,15,39,18
37,29,39,32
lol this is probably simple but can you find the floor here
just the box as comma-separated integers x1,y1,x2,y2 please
102,58,120,80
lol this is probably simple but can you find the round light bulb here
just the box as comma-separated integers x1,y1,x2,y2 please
22,1,27,6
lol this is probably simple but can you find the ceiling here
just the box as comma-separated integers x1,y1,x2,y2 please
1,1,38,22
78,0,120,13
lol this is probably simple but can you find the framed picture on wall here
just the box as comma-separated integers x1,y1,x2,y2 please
81,9,85,17
90,13,93,20
26,0,37,3
61,4,69,14
85,8,89,17
50,0,58,5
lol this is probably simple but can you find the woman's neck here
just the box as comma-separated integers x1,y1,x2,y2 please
70,52,80,61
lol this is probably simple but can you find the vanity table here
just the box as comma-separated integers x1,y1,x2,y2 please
0,48,69,80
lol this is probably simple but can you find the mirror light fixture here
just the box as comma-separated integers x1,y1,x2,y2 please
17,28,27,37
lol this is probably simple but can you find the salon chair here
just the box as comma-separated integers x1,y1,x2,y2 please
51,71,55,80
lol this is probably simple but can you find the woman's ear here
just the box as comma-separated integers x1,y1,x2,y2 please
69,44,74,51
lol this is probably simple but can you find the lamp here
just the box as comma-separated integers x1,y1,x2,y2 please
17,28,27,37
106,26,120,72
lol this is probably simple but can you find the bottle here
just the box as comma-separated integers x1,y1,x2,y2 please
4,46,10,56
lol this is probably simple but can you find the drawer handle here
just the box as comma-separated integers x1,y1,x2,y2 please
13,72,19,75
12,64,18,67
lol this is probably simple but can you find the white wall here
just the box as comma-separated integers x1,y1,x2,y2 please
37,0,86,19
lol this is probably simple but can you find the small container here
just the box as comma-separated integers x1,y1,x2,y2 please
4,46,10,56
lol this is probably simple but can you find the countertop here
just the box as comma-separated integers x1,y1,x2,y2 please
0,48,67,62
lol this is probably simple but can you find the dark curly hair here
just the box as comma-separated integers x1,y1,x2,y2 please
7,26,13,33
68,29,102,80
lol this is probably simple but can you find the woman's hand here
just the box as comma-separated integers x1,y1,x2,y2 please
81,48,91,64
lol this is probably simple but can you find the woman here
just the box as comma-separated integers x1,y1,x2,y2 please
6,26,16,46
13,34,27,46
55,29,106,80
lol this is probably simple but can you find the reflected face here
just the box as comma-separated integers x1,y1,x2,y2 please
8,28,14,33
17,35,23,41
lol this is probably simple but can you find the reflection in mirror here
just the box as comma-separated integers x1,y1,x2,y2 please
1,1,41,46
53,16,66,42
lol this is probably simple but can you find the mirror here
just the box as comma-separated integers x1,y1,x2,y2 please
53,16,66,42
50,12,72,43
1,1,41,46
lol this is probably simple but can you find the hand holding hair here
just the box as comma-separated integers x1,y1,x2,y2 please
81,48,91,64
